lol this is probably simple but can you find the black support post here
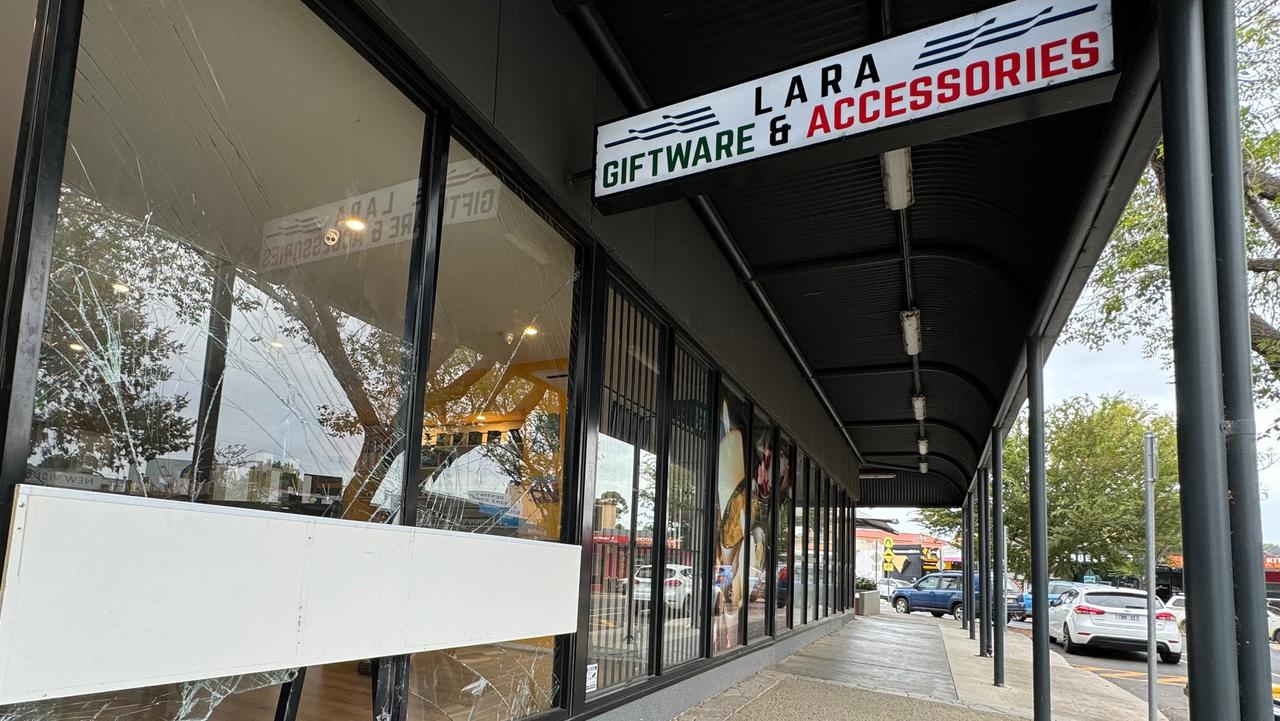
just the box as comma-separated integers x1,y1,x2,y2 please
1204,1,1270,718
991,431,1005,687
978,468,990,657
965,494,975,639
1027,336,1050,721
1158,3,1244,718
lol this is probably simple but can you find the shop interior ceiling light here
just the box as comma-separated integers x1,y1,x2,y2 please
917,438,929,456
918,461,928,474
881,147,914,211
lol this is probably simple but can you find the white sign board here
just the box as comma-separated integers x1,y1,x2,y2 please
594,0,1113,201
261,158,500,272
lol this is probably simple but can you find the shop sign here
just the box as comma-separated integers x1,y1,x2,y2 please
594,0,1112,203
261,158,500,272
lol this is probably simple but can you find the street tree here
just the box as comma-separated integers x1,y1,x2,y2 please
1065,1,1280,427
917,395,1181,579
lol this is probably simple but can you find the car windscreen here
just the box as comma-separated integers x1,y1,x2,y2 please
636,567,652,579
1085,592,1158,609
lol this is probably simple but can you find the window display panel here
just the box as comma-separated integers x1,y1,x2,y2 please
662,343,713,669
713,382,750,654
27,0,425,521
585,284,661,695
806,462,818,623
746,411,773,640
409,138,576,719
775,435,794,630
815,473,827,619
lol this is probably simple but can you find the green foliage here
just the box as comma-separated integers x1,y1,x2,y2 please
855,576,878,591
916,395,1181,579
1064,1,1280,418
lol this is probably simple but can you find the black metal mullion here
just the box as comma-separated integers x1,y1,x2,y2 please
569,246,609,715
272,667,307,721
650,325,673,675
703,371,721,659
0,0,84,563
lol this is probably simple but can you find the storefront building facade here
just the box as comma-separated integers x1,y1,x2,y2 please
0,2,863,721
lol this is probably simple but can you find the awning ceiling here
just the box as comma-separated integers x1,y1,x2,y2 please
578,0,1162,506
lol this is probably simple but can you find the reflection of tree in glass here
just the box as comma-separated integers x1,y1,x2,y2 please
475,398,562,539
32,189,201,479
36,187,410,520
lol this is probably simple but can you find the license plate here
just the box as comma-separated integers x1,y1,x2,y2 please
1117,613,1141,622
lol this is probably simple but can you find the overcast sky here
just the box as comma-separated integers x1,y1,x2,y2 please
865,338,1280,545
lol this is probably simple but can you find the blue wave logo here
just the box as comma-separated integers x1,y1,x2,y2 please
913,4,1097,70
604,106,719,149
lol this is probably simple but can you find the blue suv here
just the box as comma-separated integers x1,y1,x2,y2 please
890,571,1022,622
891,571,967,620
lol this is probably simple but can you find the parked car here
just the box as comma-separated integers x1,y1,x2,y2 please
1020,579,1084,620
1268,605,1280,643
890,571,1022,622
891,572,966,620
877,577,911,600
1047,587,1182,664
1165,593,1187,625
631,564,697,617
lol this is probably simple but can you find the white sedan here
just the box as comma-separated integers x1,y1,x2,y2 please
1047,587,1182,664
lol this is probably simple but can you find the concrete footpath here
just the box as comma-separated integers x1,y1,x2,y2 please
677,612,1164,721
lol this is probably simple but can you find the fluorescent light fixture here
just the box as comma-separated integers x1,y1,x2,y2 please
918,461,928,474
342,217,367,232
270,339,284,349
523,325,539,336
111,282,131,295
912,395,927,421
67,342,85,352
859,473,896,480
917,438,929,456
476,414,487,422
900,308,922,356
881,147,914,210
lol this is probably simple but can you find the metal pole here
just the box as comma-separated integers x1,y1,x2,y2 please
1158,3,1244,718
1204,1,1272,717
964,496,974,636
992,432,1006,687
978,468,991,657
1144,432,1158,721
1027,335,1050,721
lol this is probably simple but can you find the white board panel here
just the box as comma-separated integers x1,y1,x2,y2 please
0,485,580,704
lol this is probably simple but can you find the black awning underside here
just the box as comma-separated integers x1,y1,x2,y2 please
585,0,1161,506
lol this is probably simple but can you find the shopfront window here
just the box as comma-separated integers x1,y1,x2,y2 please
585,284,661,695
713,382,749,654
0,672,296,721
663,343,712,669
28,0,425,521
15,0,426,716
746,411,773,640
775,435,794,631
407,138,576,720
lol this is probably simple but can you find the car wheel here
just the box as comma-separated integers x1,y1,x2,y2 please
895,597,910,614
1062,624,1079,654
951,604,964,624
1272,628,1279,644
1158,650,1182,665
931,611,944,618
682,597,692,618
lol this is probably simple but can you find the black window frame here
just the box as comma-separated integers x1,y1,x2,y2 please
0,3,857,721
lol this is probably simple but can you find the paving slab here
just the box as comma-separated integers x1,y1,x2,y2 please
680,612,1168,721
